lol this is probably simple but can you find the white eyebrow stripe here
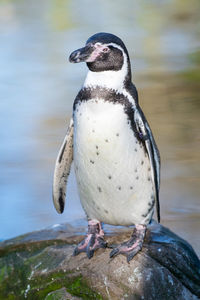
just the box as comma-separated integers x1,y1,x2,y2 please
106,43,124,52
93,42,124,52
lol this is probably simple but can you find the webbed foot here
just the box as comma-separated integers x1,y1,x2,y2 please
110,224,146,262
73,220,107,259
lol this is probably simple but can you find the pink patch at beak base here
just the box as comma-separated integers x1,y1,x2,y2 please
86,43,109,62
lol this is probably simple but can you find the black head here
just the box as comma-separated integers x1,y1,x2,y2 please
69,32,131,80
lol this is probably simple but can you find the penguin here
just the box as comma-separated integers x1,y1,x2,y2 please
53,32,160,262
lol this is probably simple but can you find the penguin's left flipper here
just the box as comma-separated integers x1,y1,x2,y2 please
134,108,161,223
53,118,74,214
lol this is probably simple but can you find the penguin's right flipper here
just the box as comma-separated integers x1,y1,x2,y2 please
53,118,74,214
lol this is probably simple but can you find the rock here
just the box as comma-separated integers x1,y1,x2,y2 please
45,287,82,300
0,221,199,300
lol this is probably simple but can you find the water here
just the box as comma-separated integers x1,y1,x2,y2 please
0,0,200,255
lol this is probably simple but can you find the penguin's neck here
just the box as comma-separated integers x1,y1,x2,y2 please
83,56,129,92
83,57,137,108
84,70,124,91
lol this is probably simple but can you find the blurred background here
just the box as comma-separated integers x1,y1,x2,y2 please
0,0,200,255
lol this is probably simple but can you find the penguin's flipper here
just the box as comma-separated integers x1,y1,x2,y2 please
53,118,74,214
134,109,161,223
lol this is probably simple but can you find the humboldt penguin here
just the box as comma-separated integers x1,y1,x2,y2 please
53,32,160,262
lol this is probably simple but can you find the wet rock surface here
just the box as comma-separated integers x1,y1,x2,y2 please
0,221,199,300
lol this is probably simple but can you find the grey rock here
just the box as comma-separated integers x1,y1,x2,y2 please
45,287,82,300
0,221,199,299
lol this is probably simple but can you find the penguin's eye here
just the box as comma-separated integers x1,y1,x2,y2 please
102,47,109,52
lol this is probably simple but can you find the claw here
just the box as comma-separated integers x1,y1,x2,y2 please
110,247,120,258
73,220,107,259
73,247,79,256
109,224,146,262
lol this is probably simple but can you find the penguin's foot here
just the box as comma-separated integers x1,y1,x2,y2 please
110,224,146,263
73,220,107,259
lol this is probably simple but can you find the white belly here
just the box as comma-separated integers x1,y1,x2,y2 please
73,99,154,226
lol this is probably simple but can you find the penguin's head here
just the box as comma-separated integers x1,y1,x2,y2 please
69,32,131,82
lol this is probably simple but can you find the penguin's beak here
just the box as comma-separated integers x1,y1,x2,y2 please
69,44,94,63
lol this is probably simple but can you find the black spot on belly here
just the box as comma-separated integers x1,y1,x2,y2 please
96,145,98,149
96,152,99,156
136,176,139,180
97,186,102,192
105,139,109,143
141,160,144,165
108,175,112,179
135,168,137,173
148,167,151,172
142,200,155,217
148,176,151,181
90,159,94,164
116,133,119,137
117,186,121,190
104,209,109,214
142,212,148,218
92,129,95,133
134,148,137,152
130,186,133,190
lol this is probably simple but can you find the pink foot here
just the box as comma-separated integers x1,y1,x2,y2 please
110,224,147,262
73,220,107,259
